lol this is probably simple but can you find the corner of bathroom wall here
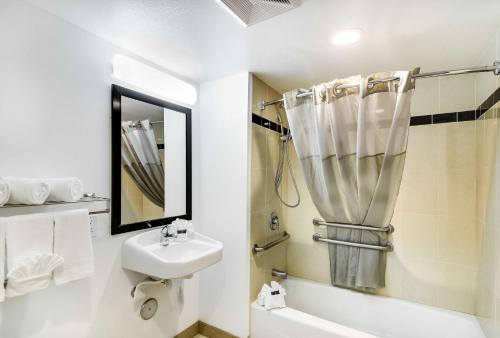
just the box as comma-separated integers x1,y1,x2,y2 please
250,75,289,301
197,72,251,338
474,26,500,338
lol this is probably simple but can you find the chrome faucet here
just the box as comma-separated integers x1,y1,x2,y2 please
160,224,177,246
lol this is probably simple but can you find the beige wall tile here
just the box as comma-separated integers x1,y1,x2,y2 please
442,122,476,170
438,216,477,266
476,284,496,337
396,169,440,215
250,75,291,303
395,213,440,260
439,75,476,113
411,77,439,116
405,124,445,172
476,115,487,166
376,254,404,298
484,109,498,167
494,229,500,298
478,223,496,291
477,166,495,223
437,167,476,220
251,168,266,213
398,257,443,308
251,125,267,170
287,240,331,284
251,212,267,245
438,262,477,314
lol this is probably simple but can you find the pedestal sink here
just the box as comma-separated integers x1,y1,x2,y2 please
122,228,223,279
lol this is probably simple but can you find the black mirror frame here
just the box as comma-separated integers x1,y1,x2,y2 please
111,84,192,235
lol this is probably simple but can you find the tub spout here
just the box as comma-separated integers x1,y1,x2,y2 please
272,268,287,279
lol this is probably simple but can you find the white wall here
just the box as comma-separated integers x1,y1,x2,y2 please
198,73,251,338
0,1,200,337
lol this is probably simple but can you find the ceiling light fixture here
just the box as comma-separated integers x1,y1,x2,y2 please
332,29,362,46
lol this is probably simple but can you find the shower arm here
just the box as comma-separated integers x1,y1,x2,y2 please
259,61,500,109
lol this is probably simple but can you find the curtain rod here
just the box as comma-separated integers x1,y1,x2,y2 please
259,61,500,109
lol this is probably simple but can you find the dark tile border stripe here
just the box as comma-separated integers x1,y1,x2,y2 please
253,85,499,132
409,115,432,126
432,112,457,124
476,85,500,119
252,113,289,134
458,110,476,122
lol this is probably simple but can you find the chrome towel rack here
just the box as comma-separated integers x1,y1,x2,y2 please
0,196,110,216
313,218,394,234
253,231,290,254
312,233,393,252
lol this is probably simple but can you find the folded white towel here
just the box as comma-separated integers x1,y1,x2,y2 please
4,178,49,205
0,179,10,207
45,177,84,202
0,219,5,302
257,281,286,310
5,213,63,297
6,253,63,297
53,209,94,285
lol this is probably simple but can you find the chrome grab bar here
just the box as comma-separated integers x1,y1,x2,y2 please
313,218,394,234
312,233,393,252
253,231,290,254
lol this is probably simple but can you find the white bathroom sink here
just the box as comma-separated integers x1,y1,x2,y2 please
122,229,223,279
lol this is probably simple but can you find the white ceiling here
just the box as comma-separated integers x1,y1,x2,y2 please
28,0,500,93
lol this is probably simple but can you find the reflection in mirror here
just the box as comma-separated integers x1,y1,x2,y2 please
120,96,187,226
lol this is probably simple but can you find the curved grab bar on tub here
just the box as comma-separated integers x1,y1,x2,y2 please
253,232,290,254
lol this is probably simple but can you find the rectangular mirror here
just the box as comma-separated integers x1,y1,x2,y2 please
111,85,191,234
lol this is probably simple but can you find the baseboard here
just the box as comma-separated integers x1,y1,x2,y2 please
174,320,238,338
174,321,199,338
199,321,238,338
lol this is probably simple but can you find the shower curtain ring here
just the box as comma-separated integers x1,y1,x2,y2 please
332,83,344,96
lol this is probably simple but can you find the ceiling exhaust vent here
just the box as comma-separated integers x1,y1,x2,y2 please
218,0,301,27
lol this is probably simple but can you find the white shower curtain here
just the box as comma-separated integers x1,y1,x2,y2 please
122,119,165,208
284,70,417,289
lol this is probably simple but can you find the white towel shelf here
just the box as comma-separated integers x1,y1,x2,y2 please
0,196,110,216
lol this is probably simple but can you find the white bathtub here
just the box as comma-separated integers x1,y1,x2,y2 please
251,277,484,338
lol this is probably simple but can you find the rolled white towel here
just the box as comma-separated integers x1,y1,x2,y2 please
4,178,49,205
45,177,84,202
0,178,11,207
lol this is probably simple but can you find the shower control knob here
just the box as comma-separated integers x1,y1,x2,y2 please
270,212,279,231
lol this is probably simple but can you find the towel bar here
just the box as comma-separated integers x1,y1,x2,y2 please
253,232,290,254
313,218,394,234
0,197,110,216
89,208,110,215
312,233,393,252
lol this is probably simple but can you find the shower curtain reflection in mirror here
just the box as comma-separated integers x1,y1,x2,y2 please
121,118,166,224
121,119,165,208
